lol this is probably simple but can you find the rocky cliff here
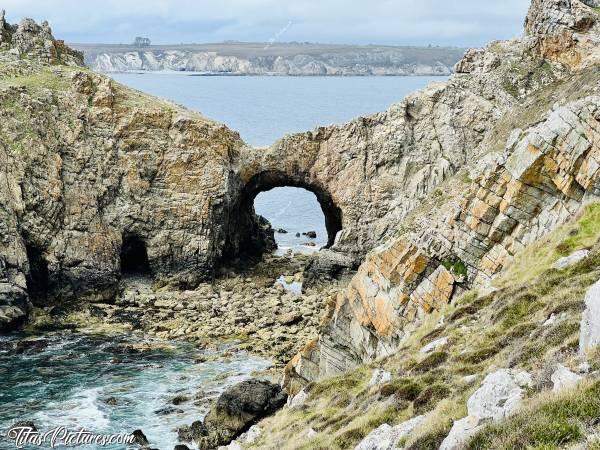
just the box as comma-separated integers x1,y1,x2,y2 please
0,15,250,331
0,10,539,333
0,2,599,400
284,0,600,393
73,42,464,76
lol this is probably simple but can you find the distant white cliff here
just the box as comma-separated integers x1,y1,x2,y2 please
71,42,465,75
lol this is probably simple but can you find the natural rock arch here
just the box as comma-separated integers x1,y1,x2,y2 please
224,170,343,258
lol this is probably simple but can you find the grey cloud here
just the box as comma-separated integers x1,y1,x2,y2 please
1,0,531,46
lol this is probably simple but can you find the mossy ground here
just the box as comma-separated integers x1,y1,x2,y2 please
252,203,600,449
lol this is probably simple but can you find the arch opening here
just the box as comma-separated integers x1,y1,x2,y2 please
120,235,151,276
25,244,49,305
255,187,328,254
225,170,342,260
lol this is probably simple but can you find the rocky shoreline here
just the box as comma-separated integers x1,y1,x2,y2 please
25,253,345,366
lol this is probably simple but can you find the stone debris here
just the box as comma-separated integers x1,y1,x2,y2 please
552,249,589,270
440,369,529,450
354,415,425,450
288,389,308,408
368,369,392,386
420,336,449,354
552,364,584,392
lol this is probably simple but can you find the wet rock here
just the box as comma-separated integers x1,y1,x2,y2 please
13,339,49,355
295,233,301,237
131,429,149,446
9,421,37,432
174,445,190,450
103,396,119,406
177,420,208,443
197,379,287,449
172,394,189,405
154,407,184,416
302,231,317,239
276,229,288,234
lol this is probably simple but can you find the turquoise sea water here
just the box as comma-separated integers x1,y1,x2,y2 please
0,332,270,449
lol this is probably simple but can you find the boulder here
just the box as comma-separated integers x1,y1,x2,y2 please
580,279,600,355
218,425,262,449
551,364,583,392
368,369,392,387
177,420,207,443
440,369,529,450
302,231,317,239
420,337,449,354
552,249,589,270
0,284,30,332
288,389,308,408
197,379,287,449
131,429,149,446
354,415,425,450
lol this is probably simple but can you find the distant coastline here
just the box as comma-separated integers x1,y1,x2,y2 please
71,41,466,76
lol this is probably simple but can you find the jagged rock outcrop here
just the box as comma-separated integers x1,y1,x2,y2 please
0,17,247,330
525,0,600,67
74,43,464,76
191,379,287,449
232,34,569,273
440,369,532,450
0,10,82,67
284,0,600,391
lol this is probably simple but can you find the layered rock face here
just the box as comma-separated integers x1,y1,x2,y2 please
284,0,600,392
525,0,600,67
0,19,246,330
233,39,565,272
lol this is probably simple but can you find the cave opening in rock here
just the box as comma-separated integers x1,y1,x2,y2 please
226,171,343,259
120,235,151,276
25,244,49,305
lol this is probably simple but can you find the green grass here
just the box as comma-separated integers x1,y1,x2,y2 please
379,379,423,401
6,67,71,91
466,381,600,449
499,203,600,286
441,258,468,277
251,205,600,449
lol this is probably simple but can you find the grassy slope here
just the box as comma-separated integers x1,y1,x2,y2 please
252,203,600,449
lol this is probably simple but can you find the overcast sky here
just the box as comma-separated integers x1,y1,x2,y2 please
2,0,531,47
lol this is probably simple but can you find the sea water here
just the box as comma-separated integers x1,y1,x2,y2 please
0,332,270,449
